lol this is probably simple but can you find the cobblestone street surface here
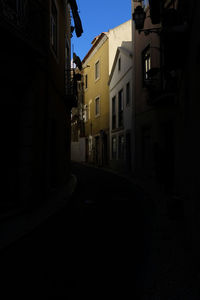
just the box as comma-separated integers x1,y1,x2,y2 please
0,162,198,297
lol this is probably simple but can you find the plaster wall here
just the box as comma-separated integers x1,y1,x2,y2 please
108,20,132,74
109,47,133,167
71,138,86,162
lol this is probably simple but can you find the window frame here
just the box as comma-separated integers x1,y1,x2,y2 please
85,74,88,90
112,136,117,160
95,96,100,117
118,57,121,72
112,96,116,130
118,135,125,160
126,82,130,106
118,89,124,128
94,60,100,81
88,100,92,120
142,45,151,86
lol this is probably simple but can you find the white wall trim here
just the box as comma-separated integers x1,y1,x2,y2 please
94,95,101,117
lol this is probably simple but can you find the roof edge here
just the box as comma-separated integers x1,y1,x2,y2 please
82,32,108,64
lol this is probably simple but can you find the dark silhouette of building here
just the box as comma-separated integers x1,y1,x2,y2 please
132,0,200,297
132,0,199,201
0,0,82,213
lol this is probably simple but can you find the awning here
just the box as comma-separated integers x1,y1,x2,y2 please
68,0,83,37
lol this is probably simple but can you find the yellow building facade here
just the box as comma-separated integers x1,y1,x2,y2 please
82,33,109,166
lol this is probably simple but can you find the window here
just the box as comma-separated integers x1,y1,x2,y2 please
143,0,149,8
95,97,100,116
126,82,130,106
112,96,116,130
84,105,88,122
112,136,117,160
118,135,125,160
118,89,123,127
142,45,151,84
95,60,100,80
118,57,121,71
85,74,88,89
50,0,58,56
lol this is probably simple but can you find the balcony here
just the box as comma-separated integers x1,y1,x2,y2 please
0,0,46,54
65,69,82,108
145,67,177,106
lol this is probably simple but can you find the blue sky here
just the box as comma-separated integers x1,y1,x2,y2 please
71,0,132,61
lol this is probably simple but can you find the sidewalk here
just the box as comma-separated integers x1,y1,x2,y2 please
0,174,77,250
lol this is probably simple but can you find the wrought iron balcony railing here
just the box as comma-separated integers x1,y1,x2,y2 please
145,67,177,105
64,68,82,108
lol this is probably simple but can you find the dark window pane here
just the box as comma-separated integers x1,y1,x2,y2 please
126,82,130,105
118,89,123,127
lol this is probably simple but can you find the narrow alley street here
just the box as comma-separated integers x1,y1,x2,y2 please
0,162,156,297
1,0,200,298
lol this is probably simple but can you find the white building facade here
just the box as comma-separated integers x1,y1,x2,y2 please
108,43,134,172
108,19,132,75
